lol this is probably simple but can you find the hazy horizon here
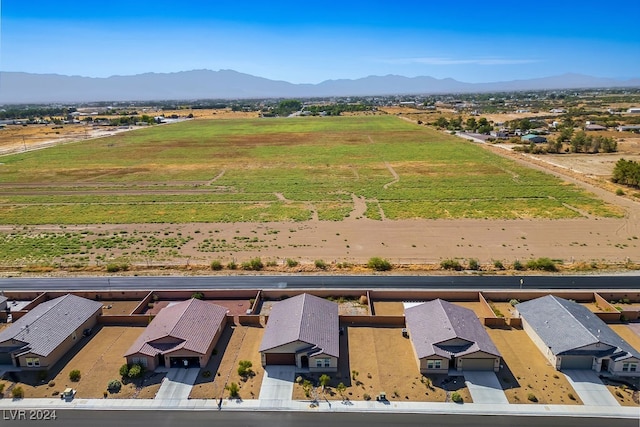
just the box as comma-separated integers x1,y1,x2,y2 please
2,0,639,85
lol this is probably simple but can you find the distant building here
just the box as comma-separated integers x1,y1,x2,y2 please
521,134,547,144
627,107,640,114
584,124,607,131
617,125,640,132
490,130,510,139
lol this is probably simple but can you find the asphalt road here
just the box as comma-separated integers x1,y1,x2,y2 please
0,274,638,291
2,410,636,427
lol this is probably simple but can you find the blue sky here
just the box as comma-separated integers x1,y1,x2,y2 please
2,0,639,83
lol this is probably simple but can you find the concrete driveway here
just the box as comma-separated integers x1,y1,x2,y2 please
155,368,200,400
463,371,508,404
563,370,619,406
259,365,296,407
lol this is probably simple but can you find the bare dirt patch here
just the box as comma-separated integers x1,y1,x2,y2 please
603,378,639,407
100,300,142,316
610,324,640,352
372,301,405,316
486,327,582,405
189,325,264,400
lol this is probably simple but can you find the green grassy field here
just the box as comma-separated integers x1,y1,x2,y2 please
0,115,622,224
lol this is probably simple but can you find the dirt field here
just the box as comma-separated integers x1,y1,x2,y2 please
3,326,162,399
100,300,142,315
372,301,405,316
293,326,472,403
486,327,582,405
189,325,264,400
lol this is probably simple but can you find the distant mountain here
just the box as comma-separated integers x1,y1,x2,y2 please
1,69,639,104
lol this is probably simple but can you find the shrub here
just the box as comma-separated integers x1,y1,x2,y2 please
615,390,623,398
363,393,371,401
0,383,5,393
119,363,130,378
226,382,240,398
568,392,576,401
48,381,55,388
468,258,480,270
527,393,538,402
616,188,625,196
286,258,299,267
493,260,505,270
210,260,223,271
336,382,346,396
314,259,328,270
367,257,392,271
440,259,462,271
266,260,278,267
513,260,524,270
191,292,204,300
302,379,313,398
451,391,463,403
242,257,264,271
319,374,331,387
69,369,81,382
509,299,520,307
12,386,24,399
202,370,212,378
526,257,558,272
106,262,129,273
359,295,368,305
128,364,143,379
237,360,253,378
227,261,237,270
107,379,122,393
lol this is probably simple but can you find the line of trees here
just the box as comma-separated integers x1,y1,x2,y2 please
568,131,617,153
612,159,640,188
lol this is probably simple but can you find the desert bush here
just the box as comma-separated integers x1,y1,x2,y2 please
440,259,462,271
568,392,576,401
191,292,204,300
513,260,524,270
616,188,625,196
493,260,505,270
527,393,538,402
107,379,122,393
314,259,328,270
106,262,129,272
451,391,463,403
226,382,240,398
526,257,558,272
69,369,81,382
336,382,346,396
286,258,299,267
12,386,24,399
615,390,623,398
242,257,264,271
227,261,237,270
367,257,392,271
302,379,313,398
127,364,144,379
509,299,520,306
363,393,371,401
119,363,130,378
237,360,253,378
48,381,55,388
210,260,223,271
266,260,278,267
468,258,480,270
0,383,4,394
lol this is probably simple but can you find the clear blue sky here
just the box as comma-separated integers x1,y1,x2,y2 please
2,0,639,83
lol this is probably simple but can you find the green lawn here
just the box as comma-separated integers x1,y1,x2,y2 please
0,115,622,224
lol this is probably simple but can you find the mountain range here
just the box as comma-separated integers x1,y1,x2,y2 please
1,69,640,104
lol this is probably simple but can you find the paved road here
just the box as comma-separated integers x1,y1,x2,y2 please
0,274,638,291
563,370,620,406
2,410,636,427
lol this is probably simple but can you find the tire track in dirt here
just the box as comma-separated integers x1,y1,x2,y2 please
207,170,226,185
367,135,400,189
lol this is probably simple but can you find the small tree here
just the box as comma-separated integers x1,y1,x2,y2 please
191,292,204,300
119,363,130,378
12,386,24,399
128,364,144,379
226,382,240,398
336,382,346,397
237,360,253,378
69,369,81,382
107,379,122,393
319,374,331,388
301,379,313,398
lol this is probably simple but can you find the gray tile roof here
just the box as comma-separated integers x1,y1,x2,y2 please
0,294,102,358
125,299,228,358
405,299,501,359
516,295,640,360
259,293,339,358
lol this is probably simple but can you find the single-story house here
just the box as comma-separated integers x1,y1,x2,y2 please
521,134,547,144
0,294,102,368
125,298,228,370
405,299,502,373
627,107,640,114
617,125,640,132
516,295,640,377
259,293,339,372
584,124,607,131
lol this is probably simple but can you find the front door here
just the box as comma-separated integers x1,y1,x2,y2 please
601,359,610,372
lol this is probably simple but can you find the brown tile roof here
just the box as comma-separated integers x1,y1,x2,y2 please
405,299,501,359
125,299,228,358
0,294,102,358
259,293,339,358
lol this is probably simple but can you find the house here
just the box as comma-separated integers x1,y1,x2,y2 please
584,124,607,131
516,295,640,377
0,295,7,311
124,298,227,370
617,125,640,132
0,294,102,368
404,299,502,373
627,107,640,114
490,130,510,139
259,293,339,372
521,134,547,144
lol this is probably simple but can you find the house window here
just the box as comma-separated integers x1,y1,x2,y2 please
26,357,40,367
624,363,637,372
427,360,441,369
315,358,331,368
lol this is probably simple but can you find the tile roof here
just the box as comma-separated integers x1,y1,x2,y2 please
259,293,339,358
405,299,501,359
516,295,640,360
125,299,228,358
0,294,102,358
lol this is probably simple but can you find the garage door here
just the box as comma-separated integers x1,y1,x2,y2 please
265,353,295,365
460,358,496,371
561,356,593,370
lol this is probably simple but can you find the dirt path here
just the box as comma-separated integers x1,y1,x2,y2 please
382,161,400,189
207,170,226,185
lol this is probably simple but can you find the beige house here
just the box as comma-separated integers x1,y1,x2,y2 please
259,293,339,372
124,298,228,370
0,294,102,368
